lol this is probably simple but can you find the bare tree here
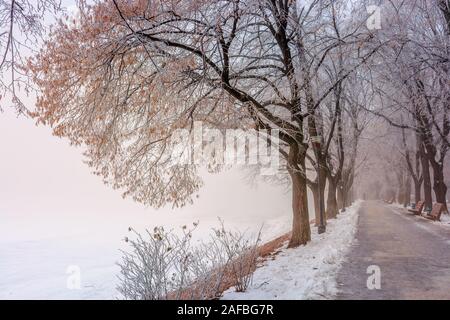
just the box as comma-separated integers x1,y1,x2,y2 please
366,0,450,210
0,0,61,113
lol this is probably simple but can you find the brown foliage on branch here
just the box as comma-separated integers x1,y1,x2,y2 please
28,0,378,246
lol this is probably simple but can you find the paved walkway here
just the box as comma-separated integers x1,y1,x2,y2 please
336,201,450,299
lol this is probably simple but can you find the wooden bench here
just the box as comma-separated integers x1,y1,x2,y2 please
408,201,424,215
384,197,394,204
424,203,445,221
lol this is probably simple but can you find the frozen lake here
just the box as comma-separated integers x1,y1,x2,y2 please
0,208,291,299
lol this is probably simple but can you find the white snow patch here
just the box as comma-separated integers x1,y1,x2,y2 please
0,212,291,300
390,203,404,209
221,201,362,300
439,213,450,225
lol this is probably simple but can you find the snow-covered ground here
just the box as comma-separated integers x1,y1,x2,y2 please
222,201,362,300
440,213,450,225
0,208,292,300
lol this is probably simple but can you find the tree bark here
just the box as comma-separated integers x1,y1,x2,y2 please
421,150,433,210
310,164,327,226
344,187,351,207
326,176,338,219
430,160,448,211
288,145,311,248
414,179,421,203
404,175,411,207
311,184,320,226
345,186,352,207
317,164,327,225
401,128,423,205
414,79,448,211
413,132,423,203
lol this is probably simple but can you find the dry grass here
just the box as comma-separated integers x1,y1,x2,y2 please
182,218,316,299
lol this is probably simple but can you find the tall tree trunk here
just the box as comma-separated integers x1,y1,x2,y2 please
404,175,411,207
431,161,448,211
326,177,338,219
421,151,433,210
413,132,423,203
311,184,320,226
414,179,421,203
345,187,351,207
350,187,355,204
342,171,354,209
309,165,327,226
318,164,327,224
288,146,311,248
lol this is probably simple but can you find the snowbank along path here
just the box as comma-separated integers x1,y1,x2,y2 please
222,201,362,300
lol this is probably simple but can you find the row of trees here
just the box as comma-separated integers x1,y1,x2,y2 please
27,0,380,247
2,0,449,247
363,0,450,212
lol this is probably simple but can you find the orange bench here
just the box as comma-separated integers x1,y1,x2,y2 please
408,201,424,215
424,203,445,221
384,197,395,204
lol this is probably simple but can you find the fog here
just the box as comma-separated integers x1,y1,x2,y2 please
0,108,300,298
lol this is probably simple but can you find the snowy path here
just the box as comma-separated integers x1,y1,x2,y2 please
336,201,450,299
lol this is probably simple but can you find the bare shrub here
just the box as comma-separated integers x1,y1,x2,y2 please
117,226,196,300
211,221,261,292
117,221,261,300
